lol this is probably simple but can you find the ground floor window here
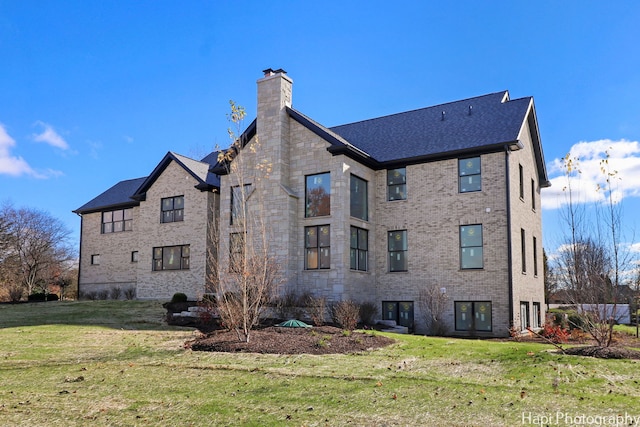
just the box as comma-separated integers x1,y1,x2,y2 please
153,245,190,271
91,254,100,265
532,302,541,328
455,301,492,332
382,301,414,329
305,225,330,269
520,301,530,330
350,226,368,271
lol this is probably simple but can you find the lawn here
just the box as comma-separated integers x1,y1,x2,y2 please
1,301,639,426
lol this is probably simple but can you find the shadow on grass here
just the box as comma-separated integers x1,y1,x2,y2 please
0,300,190,331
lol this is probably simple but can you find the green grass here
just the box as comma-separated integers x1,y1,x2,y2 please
1,301,639,426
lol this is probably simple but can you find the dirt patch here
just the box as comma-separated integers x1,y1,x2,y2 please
563,345,640,359
186,325,396,355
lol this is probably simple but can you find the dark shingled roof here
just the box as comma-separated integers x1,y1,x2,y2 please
329,91,531,163
73,177,146,214
74,151,222,214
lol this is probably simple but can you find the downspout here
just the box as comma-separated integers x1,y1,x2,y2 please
505,147,514,331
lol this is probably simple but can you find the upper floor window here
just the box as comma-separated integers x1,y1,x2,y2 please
350,175,368,221
531,179,536,210
460,224,483,269
102,208,133,233
231,184,252,225
350,226,368,271
521,228,527,273
388,230,408,272
305,173,330,217
387,168,407,201
161,196,184,223
305,225,330,269
519,164,524,200
533,236,538,276
153,245,190,271
459,157,481,193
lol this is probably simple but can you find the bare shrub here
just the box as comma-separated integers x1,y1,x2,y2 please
123,287,136,300
331,300,359,331
418,285,449,336
274,288,303,320
305,295,327,326
110,286,122,300
97,290,109,300
82,291,97,301
358,301,378,326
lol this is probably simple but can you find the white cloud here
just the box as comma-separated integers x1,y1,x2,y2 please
0,123,43,177
32,121,70,150
542,139,640,210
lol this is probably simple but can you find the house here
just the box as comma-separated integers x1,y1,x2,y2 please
74,68,549,337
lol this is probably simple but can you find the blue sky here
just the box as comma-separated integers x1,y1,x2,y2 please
1,1,640,258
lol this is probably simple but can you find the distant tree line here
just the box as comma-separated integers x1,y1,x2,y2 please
0,202,77,302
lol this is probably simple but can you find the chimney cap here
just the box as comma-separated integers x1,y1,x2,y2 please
262,68,287,77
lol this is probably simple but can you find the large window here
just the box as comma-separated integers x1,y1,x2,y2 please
153,245,190,271
229,233,245,273
231,184,251,225
460,225,483,269
459,157,481,193
305,173,330,217
350,226,368,271
161,196,184,223
305,225,330,269
387,168,407,201
521,228,527,273
350,175,368,220
382,301,414,329
388,230,408,272
101,208,133,233
455,301,492,332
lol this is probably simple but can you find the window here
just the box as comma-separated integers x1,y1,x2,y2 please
382,301,414,329
388,230,408,272
161,196,184,223
305,225,330,269
460,225,483,269
350,227,368,271
455,301,492,332
350,175,368,221
531,179,536,210
231,184,251,225
533,236,538,276
229,233,245,273
519,164,524,200
459,157,481,193
387,168,407,201
131,251,138,263
532,302,541,329
305,173,330,217
91,254,100,265
153,245,190,271
101,208,133,233
521,228,527,273
520,302,530,330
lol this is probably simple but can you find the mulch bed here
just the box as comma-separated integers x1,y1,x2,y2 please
562,345,640,359
186,325,396,355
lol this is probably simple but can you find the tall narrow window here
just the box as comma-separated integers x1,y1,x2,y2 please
521,228,527,273
455,301,492,332
131,251,139,263
532,302,541,328
305,173,330,217
161,196,184,223
350,226,368,271
459,157,481,193
153,245,190,271
229,233,245,273
387,168,407,201
531,179,536,210
460,225,483,269
305,225,330,269
231,184,251,225
388,230,408,272
350,175,368,220
533,236,538,276
519,164,524,200
520,302,530,329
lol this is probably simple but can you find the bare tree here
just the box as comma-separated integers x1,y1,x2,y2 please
0,203,75,301
206,101,283,343
418,285,449,335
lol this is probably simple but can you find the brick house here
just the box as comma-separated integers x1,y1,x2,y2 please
74,69,549,336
